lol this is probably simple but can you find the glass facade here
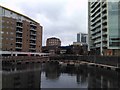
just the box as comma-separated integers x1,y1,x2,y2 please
108,1,120,48
81,34,87,43
77,33,88,44
77,33,80,42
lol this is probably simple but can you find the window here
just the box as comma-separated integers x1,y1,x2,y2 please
10,11,13,14
7,21,9,23
2,26,4,28
10,38,14,40
1,37,3,40
10,32,14,35
2,20,5,23
1,31,4,34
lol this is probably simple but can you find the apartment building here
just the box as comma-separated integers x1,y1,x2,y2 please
88,0,120,55
0,6,42,52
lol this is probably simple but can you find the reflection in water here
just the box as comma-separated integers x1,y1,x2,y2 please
42,63,88,88
42,62,120,89
45,62,60,80
88,67,120,89
1,61,120,89
2,63,41,89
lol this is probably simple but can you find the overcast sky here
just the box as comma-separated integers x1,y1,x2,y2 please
0,0,88,46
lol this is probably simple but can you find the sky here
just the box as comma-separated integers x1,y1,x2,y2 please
0,0,88,46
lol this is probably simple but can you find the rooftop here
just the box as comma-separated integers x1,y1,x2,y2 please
0,5,39,24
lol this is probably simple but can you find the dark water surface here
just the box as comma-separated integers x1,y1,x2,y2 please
1,62,120,89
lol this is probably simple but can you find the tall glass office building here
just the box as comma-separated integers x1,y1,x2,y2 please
77,32,88,43
88,0,120,55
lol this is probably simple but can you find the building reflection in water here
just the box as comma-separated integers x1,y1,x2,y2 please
43,62,88,87
43,62,120,89
76,68,88,85
2,63,41,89
44,62,61,80
87,67,120,89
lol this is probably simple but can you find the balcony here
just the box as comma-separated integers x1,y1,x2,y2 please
30,28,36,32
91,2,100,13
91,2,97,8
29,47,36,50
102,13,107,18
102,8,107,14
16,30,23,34
102,19,107,24
30,32,36,36
30,43,36,46
91,29,101,35
91,7,101,17
95,34,101,38
91,11,101,21
16,26,23,29
30,37,36,41
91,14,101,22
30,22,37,27
102,38,107,41
16,36,22,39
91,17,101,26
103,44,107,47
91,36,96,40
92,34,101,40
102,7,107,11
91,23,101,30
16,41,22,44
94,40,101,44
102,15,107,20
94,11,101,18
17,20,23,23
102,2,107,8
102,26,107,29
103,32,107,36
102,28,107,32
16,46,22,49
96,44,101,47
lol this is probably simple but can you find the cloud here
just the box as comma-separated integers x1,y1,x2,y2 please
0,0,88,46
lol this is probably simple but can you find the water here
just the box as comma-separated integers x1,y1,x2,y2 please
1,62,120,89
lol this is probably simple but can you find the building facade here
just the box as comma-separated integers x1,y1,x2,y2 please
88,0,120,55
75,32,88,51
77,32,88,44
0,6,42,52
46,37,61,46
42,37,61,55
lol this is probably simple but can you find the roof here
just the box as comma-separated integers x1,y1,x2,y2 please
0,5,39,24
47,37,61,40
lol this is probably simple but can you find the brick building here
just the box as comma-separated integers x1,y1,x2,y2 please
0,6,42,52
46,37,61,46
